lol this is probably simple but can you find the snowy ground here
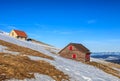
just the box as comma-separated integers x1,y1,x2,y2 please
0,33,120,81
28,55,120,81
5,73,54,81
0,45,19,55
0,45,6,52
91,58,120,72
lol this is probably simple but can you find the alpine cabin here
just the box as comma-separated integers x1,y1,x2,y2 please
9,30,27,40
59,43,91,62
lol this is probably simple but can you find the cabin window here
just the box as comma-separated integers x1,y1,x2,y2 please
72,54,77,59
69,45,73,50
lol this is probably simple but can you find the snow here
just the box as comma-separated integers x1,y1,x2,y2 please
27,55,47,61
0,45,19,55
90,58,103,62
51,57,120,81
91,58,120,73
28,55,120,81
0,45,6,52
113,68,120,72
0,33,120,81
0,30,9,35
0,33,53,56
5,73,54,81
105,56,119,60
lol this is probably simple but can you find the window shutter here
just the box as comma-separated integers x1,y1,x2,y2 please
69,45,72,50
72,54,76,58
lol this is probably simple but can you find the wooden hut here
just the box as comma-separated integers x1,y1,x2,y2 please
59,43,91,62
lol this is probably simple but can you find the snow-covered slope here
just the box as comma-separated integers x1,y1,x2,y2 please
6,73,54,81
0,30,9,35
0,30,59,54
0,33,120,81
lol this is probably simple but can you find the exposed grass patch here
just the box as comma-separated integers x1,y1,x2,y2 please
0,53,70,81
87,61,120,78
0,39,54,60
102,61,120,69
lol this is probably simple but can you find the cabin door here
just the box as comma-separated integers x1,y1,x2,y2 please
85,53,90,61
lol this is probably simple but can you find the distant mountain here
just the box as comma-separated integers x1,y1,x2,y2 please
91,53,120,64
92,52,120,55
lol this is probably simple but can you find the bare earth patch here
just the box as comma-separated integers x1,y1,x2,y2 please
0,40,70,81
102,61,120,70
0,53,69,81
0,39,54,60
87,61,120,78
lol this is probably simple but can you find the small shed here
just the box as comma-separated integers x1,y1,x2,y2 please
9,29,27,40
58,43,91,62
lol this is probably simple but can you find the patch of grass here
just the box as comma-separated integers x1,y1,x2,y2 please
87,61,120,78
0,39,54,60
102,61,120,69
0,53,70,81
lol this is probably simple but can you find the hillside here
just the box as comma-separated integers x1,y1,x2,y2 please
30,39,60,54
91,52,120,64
0,32,120,81
0,30,59,54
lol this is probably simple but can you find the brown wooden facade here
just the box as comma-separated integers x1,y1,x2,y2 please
59,43,91,62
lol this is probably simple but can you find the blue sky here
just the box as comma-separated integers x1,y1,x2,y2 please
0,0,120,52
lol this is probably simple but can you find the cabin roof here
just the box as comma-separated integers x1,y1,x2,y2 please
13,30,27,37
59,43,90,54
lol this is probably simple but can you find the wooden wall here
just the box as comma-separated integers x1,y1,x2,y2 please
59,45,89,62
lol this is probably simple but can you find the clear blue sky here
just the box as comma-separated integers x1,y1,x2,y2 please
0,0,120,52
